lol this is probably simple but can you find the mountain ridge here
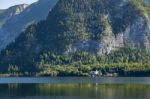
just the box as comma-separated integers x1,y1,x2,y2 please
0,4,28,27
0,0,58,51
1,0,150,76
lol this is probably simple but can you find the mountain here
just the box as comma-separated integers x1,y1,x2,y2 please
1,0,150,76
0,4,28,27
8,0,150,54
0,9,5,26
0,9,6,27
145,0,150,3
0,0,59,51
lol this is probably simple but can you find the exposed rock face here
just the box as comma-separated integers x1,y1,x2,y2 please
0,0,58,51
100,14,150,54
124,16,150,51
69,33,124,55
63,0,150,55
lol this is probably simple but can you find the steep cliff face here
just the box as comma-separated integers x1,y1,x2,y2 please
67,0,150,54
124,15,150,50
99,0,150,54
0,0,58,51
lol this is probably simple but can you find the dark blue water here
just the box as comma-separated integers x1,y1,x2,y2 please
0,77,149,99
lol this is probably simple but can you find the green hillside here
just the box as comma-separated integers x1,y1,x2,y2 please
1,0,150,77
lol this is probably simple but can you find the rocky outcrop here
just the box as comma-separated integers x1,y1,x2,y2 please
123,16,150,51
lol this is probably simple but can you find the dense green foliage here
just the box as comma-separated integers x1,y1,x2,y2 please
0,0,150,76
1,46,150,77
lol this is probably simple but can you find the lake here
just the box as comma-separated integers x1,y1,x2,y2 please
0,77,150,99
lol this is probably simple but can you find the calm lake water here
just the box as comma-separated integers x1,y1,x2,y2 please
0,77,150,99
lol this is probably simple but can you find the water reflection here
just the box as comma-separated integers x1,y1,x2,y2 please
0,84,149,99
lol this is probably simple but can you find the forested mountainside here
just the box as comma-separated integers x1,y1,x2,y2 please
1,0,150,77
0,0,58,51
0,4,28,27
